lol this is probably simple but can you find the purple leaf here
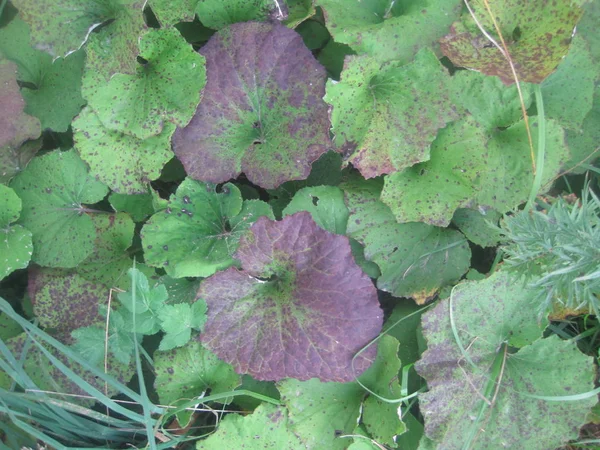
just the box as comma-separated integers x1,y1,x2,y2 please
198,212,382,382
173,21,331,189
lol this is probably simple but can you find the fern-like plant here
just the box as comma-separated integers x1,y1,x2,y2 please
500,183,600,317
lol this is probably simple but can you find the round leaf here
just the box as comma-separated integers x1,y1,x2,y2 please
173,21,331,189
10,149,109,268
199,212,383,382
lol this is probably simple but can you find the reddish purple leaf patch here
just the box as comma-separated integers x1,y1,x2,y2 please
173,21,331,189
198,212,382,382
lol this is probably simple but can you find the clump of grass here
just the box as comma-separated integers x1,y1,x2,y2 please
500,182,600,318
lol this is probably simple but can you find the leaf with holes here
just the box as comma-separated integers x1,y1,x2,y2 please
380,117,570,227
73,107,175,194
342,174,470,303
198,212,383,382
440,0,584,84
142,178,273,278
415,271,595,449
325,50,458,177
10,149,109,268
283,186,348,234
316,0,462,63
87,28,206,140
0,184,32,280
173,21,331,189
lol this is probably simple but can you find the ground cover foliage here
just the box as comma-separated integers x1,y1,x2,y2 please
0,0,599,448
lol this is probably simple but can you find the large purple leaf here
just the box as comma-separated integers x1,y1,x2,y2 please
173,22,331,189
198,212,382,382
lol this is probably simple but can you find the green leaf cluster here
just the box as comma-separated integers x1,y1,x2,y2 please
0,0,599,448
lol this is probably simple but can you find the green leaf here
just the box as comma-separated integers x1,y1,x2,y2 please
142,179,274,278
199,212,382,382
452,208,502,248
109,191,154,222
415,271,595,449
88,28,206,140
159,301,207,351
102,307,140,365
283,186,348,234
157,275,201,305
316,0,462,63
268,151,343,217
342,175,470,302
1,138,41,185
118,269,168,334
380,117,570,227
73,107,175,194
278,336,403,450
10,149,109,268
173,21,331,189
541,35,599,130
440,0,584,84
196,403,305,449
0,184,32,279
75,213,136,288
71,326,107,366
0,312,22,341
361,335,405,448
0,17,86,132
284,0,315,28
195,0,282,29
147,0,198,27
154,339,240,409
11,0,144,58
80,2,147,101
565,88,600,173
448,69,533,129
325,50,458,177
29,268,106,330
